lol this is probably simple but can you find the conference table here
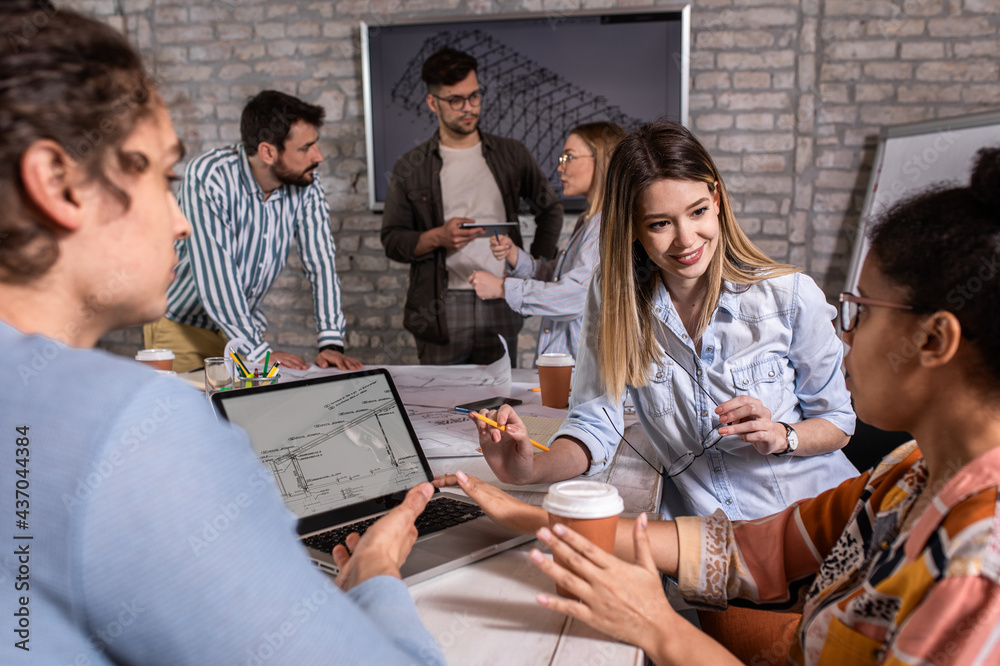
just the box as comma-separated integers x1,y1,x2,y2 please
194,363,664,664
413,368,662,666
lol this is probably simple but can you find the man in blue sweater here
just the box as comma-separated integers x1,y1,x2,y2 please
0,8,444,665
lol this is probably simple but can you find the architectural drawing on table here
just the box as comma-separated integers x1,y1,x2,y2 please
390,370,507,393
390,29,643,193
258,386,421,516
405,405,482,457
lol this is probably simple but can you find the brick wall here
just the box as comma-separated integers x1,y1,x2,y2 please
73,0,999,368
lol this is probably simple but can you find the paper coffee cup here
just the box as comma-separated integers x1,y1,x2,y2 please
536,353,574,408
542,480,624,598
135,348,175,371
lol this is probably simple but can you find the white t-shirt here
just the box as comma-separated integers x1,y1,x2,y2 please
439,142,507,290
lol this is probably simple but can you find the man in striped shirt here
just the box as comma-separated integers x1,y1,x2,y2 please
145,91,362,373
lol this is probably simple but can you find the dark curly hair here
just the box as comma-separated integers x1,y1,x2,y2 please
0,8,156,282
868,147,1000,383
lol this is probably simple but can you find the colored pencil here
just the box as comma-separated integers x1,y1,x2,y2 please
229,351,250,378
457,409,549,452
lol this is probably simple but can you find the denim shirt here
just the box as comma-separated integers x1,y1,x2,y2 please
556,272,858,521
504,213,601,358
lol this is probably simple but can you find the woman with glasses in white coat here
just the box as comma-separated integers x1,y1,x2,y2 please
468,122,626,359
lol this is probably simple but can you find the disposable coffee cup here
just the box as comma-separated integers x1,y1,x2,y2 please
135,348,174,371
536,353,574,408
542,480,624,598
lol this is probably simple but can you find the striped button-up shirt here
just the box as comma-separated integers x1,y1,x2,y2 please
166,145,346,361
503,212,600,359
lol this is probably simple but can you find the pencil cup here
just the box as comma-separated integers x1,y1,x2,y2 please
543,480,623,599
136,348,175,371
536,353,574,409
232,366,280,390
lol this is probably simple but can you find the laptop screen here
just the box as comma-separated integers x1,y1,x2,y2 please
212,369,435,531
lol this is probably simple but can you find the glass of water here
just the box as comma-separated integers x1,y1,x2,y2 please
204,357,233,398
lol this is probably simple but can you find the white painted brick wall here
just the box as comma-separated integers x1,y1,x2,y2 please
73,0,998,369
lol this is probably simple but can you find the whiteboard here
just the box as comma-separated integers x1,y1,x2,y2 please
844,110,1000,294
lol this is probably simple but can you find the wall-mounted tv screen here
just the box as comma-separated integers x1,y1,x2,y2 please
361,7,690,212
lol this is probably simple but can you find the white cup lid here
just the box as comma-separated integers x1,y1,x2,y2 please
136,348,175,361
536,352,574,367
542,480,623,519
155,370,177,377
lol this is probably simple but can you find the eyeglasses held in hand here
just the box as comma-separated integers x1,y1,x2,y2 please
557,152,594,167
838,292,935,333
603,407,726,478
432,89,482,111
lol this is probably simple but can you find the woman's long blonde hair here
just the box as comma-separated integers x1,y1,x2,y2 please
567,121,627,220
598,121,799,401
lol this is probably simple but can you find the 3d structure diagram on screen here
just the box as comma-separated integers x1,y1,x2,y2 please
390,29,643,192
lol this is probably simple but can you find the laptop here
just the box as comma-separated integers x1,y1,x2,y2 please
212,368,533,585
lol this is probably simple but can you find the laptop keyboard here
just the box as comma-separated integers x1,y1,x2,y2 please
302,497,484,553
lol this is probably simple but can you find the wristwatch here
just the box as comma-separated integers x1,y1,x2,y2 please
774,422,798,456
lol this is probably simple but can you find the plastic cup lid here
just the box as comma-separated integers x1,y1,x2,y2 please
542,480,623,519
536,353,574,367
135,348,175,361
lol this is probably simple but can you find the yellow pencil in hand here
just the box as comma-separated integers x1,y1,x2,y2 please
459,409,549,452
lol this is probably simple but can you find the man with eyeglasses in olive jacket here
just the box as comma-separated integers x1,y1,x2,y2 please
381,47,563,367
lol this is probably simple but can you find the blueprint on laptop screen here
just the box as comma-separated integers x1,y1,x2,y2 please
220,373,426,518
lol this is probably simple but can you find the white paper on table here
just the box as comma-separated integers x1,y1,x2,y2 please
178,369,206,391
406,405,483,458
272,335,513,409
273,365,342,381
385,335,512,407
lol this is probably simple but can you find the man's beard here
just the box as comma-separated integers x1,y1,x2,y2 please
442,111,480,136
271,158,319,187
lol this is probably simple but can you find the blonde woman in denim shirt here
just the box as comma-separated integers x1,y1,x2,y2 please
471,121,857,521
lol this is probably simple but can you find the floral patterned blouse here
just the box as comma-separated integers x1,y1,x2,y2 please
676,441,1000,664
